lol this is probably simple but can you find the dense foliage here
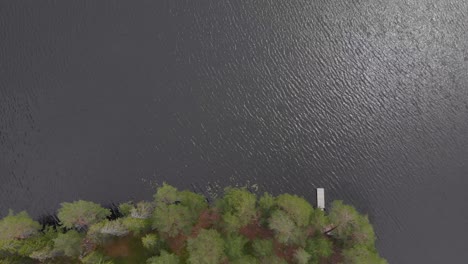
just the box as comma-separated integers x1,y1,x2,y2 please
0,184,387,263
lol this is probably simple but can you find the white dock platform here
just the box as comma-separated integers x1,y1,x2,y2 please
317,188,325,210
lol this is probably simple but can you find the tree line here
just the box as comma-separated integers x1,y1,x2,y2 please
0,184,387,264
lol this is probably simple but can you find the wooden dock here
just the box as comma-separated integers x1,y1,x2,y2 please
317,188,325,210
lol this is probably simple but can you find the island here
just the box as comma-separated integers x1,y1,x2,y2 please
0,184,387,264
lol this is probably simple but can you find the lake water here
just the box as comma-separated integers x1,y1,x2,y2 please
1,1,467,263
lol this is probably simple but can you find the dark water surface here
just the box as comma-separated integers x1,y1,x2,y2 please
1,1,467,263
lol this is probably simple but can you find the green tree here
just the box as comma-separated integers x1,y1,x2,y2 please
231,255,259,264
258,192,276,224
122,217,152,235
15,237,47,258
28,247,56,262
152,204,192,237
309,208,330,233
178,190,207,222
217,188,257,232
118,202,134,217
131,201,154,219
269,210,294,243
264,195,313,246
57,200,110,229
18,227,57,260
276,194,312,228
293,248,311,264
268,210,304,245
86,219,130,246
354,217,376,247
187,229,225,264
0,226,56,260
154,183,179,205
86,220,107,244
251,239,274,258
141,234,158,252
52,230,83,258
305,235,333,262
342,245,388,264
328,201,376,248
260,255,287,264
81,251,114,264
146,250,180,264
224,234,248,260
0,210,41,240
99,219,129,237
0,256,34,264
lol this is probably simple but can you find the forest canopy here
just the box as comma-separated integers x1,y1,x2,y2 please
0,184,387,264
